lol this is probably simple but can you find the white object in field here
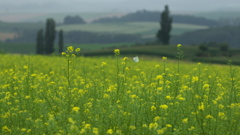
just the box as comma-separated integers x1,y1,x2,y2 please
133,56,139,62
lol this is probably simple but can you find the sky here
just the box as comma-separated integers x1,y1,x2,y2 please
1,0,240,13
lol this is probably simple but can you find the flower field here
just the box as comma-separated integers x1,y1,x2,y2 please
0,46,239,135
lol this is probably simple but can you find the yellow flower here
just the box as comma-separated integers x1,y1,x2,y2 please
198,102,204,110
218,112,226,119
192,76,199,82
122,57,128,61
155,64,160,68
151,106,156,111
142,124,148,128
166,124,172,127
154,116,160,122
203,84,210,89
62,52,66,56
25,96,30,99
165,95,172,100
156,75,163,80
177,44,182,47
103,94,110,98
149,123,158,130
93,128,99,135
2,126,11,133
206,115,213,119
131,94,138,99
75,48,81,52
160,104,168,110
67,46,74,53
162,57,167,60
188,126,195,131
72,107,80,112
114,49,120,55
182,118,188,123
129,125,136,130
107,129,113,134
84,124,91,129
157,129,165,134
101,62,107,67
68,118,75,124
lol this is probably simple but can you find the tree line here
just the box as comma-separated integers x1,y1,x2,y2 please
92,10,218,27
36,18,64,55
34,5,172,55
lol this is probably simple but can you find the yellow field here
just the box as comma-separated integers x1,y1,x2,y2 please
0,46,239,134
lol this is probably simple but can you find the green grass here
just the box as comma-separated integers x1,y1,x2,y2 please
57,22,208,38
0,43,134,54
0,43,36,54
0,22,44,32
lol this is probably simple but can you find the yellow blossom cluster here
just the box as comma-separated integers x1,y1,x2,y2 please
0,47,239,134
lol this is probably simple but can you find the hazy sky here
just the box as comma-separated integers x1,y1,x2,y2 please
1,0,240,13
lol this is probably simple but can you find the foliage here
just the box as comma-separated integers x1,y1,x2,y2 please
0,46,239,134
199,44,209,52
36,29,44,54
92,10,218,26
64,15,86,25
219,43,229,52
58,30,64,54
156,5,172,45
171,25,240,48
45,18,56,54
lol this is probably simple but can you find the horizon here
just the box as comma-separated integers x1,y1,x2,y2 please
1,0,240,13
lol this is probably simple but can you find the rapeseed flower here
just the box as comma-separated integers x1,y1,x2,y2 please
129,125,136,130
154,116,160,122
2,126,11,133
72,107,80,112
162,57,167,60
198,102,204,110
160,104,168,110
206,115,214,119
93,128,99,135
67,46,74,53
75,48,80,52
114,49,120,55
149,123,158,130
107,129,113,134
182,118,188,123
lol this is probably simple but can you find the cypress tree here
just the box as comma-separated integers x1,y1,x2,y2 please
58,30,64,54
45,18,56,54
36,29,44,54
157,5,172,45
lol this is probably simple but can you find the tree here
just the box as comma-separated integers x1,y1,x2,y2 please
64,15,86,24
58,30,64,54
219,43,229,52
156,5,172,45
45,18,56,54
199,43,208,52
36,29,44,54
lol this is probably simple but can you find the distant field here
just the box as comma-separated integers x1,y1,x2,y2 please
57,22,208,38
0,32,16,41
0,12,126,23
0,22,44,32
193,11,240,20
0,43,36,54
0,43,133,54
